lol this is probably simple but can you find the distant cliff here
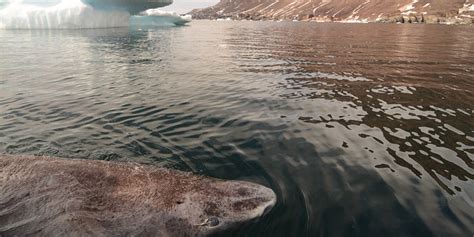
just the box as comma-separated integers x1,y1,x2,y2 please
191,0,474,24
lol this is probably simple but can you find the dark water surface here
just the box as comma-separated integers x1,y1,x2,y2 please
1,21,473,236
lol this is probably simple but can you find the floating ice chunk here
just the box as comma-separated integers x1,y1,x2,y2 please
131,8,191,26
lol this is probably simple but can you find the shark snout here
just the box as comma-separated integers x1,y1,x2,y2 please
230,182,277,221
255,185,277,218
262,198,275,217
186,180,278,236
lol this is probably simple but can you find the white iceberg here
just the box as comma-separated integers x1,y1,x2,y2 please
131,9,192,26
0,0,190,29
0,0,130,29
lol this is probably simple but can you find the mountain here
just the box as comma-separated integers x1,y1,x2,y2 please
191,0,474,24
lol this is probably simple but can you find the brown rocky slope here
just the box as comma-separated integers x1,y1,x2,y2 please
191,0,474,24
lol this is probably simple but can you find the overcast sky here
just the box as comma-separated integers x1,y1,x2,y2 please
160,0,219,14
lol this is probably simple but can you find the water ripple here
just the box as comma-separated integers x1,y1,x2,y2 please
1,22,473,236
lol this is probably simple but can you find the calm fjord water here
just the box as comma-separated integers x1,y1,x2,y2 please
0,21,473,236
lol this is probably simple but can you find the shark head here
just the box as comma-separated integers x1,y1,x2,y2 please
166,179,277,236
0,155,277,236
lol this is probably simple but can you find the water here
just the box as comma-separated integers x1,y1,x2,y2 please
0,21,473,236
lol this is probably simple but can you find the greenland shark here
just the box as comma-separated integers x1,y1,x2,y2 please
0,155,276,236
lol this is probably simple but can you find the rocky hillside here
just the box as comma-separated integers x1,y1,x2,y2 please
191,0,474,24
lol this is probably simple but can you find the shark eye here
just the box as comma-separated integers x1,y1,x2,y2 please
195,217,220,227
207,217,220,227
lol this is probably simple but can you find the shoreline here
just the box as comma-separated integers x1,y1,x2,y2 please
191,10,473,25
191,17,473,25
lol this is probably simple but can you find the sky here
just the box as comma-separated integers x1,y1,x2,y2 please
160,0,219,14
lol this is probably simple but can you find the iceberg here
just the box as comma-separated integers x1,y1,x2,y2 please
81,0,172,15
0,0,190,29
0,0,172,14
0,0,131,29
131,9,191,27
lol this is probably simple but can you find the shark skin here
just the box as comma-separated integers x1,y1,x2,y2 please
0,155,276,237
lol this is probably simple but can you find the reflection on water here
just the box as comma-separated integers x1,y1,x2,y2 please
0,22,473,236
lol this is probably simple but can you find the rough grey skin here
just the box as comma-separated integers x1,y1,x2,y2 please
0,155,276,236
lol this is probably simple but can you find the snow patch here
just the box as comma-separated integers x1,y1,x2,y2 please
400,0,419,12
375,13,384,21
347,0,370,20
339,19,369,24
459,3,474,13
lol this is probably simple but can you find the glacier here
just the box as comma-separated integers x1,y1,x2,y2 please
0,0,191,29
